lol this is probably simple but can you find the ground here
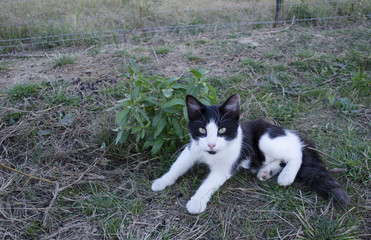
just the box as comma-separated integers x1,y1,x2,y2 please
0,22,370,239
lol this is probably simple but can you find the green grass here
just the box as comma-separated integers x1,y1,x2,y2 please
52,54,76,68
0,61,10,72
154,46,171,55
6,82,41,100
183,51,202,62
0,24,370,239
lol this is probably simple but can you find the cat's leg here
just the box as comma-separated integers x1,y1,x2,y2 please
152,146,197,192
257,160,285,181
259,131,303,186
186,170,231,214
277,155,302,186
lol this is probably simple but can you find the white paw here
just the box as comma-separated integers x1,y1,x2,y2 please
277,173,295,186
186,197,207,214
151,178,168,192
257,170,271,181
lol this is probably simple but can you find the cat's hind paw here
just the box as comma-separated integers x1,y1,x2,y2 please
186,197,207,214
257,170,272,181
277,173,295,186
151,178,168,192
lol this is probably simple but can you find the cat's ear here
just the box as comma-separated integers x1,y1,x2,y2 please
186,95,205,121
220,94,240,121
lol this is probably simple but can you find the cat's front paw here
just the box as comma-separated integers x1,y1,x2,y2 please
151,178,168,192
277,173,295,186
186,197,207,214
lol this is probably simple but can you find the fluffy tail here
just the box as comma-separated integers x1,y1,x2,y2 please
297,144,350,205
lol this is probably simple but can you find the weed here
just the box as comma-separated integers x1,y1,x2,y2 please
349,69,369,97
87,47,101,56
295,50,315,59
184,52,202,62
155,46,171,54
134,55,151,63
286,4,317,26
273,63,288,72
52,54,76,68
116,48,130,58
263,50,282,60
240,58,265,74
0,60,10,72
327,94,360,115
295,207,359,239
194,39,208,45
6,82,41,100
109,60,217,155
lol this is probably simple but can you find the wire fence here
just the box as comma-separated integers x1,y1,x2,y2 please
0,0,370,53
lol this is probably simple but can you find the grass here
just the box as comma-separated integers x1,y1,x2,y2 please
52,54,76,68
183,51,203,62
154,45,171,55
6,82,41,100
1,0,369,52
0,23,370,239
0,60,10,72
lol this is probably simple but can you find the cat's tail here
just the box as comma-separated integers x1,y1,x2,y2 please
297,144,350,205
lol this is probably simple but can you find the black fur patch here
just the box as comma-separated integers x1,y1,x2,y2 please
267,127,286,138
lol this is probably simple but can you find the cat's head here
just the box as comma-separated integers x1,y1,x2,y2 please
186,94,240,154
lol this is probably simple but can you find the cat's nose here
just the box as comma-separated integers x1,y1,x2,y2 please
208,144,216,150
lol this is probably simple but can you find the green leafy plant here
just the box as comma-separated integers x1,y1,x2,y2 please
349,69,369,97
109,60,217,155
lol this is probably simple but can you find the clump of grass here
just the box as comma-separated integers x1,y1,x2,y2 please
87,47,101,56
154,46,171,54
184,51,202,62
52,54,76,68
240,57,266,73
116,48,130,58
194,39,208,45
6,82,41,100
0,61,10,72
134,55,151,63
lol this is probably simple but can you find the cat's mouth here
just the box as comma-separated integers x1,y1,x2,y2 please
207,150,217,155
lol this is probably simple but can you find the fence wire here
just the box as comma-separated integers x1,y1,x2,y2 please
0,0,370,53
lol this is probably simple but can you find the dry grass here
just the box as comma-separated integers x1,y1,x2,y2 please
1,0,369,52
0,21,370,239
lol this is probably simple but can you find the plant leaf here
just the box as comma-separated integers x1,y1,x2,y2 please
115,108,130,125
171,118,183,137
60,113,75,126
190,69,202,79
154,117,166,139
151,139,164,155
162,88,174,98
152,112,163,127
132,109,143,125
136,108,150,122
129,59,138,74
162,98,184,109
115,130,123,145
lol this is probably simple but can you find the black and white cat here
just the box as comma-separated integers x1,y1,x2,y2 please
152,94,350,214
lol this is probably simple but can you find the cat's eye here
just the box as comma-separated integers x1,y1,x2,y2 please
199,127,206,134
218,127,226,134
